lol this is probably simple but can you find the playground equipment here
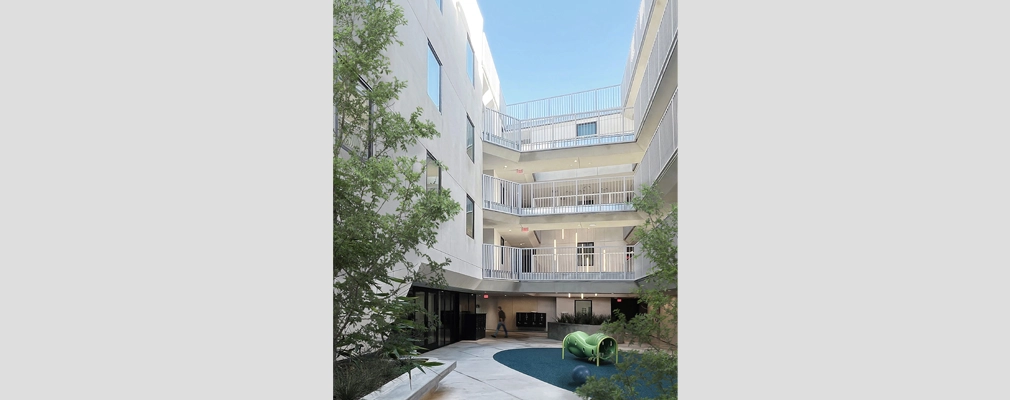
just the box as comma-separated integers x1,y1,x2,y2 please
562,331,619,366
571,365,591,383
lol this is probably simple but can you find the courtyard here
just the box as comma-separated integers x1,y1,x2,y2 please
419,332,659,400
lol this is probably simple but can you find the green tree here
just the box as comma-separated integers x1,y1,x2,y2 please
576,184,678,400
333,0,459,375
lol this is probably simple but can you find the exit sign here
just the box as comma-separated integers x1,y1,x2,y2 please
617,298,622,302
522,227,529,232
483,294,488,299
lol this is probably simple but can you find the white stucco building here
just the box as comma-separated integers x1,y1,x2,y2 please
338,0,677,349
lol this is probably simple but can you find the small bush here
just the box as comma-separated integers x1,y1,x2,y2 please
556,312,612,325
333,354,411,400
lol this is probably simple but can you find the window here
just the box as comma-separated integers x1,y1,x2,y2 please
576,122,597,137
466,116,474,162
466,37,474,86
465,196,474,238
500,237,505,263
435,0,442,13
358,78,375,158
336,78,375,156
427,42,441,111
577,242,594,267
426,152,441,191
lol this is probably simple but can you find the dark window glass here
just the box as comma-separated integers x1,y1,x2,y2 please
576,122,597,137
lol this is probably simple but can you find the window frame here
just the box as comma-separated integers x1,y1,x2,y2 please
425,151,442,192
576,122,597,137
358,77,375,158
577,242,595,267
466,35,474,86
466,115,475,162
427,41,442,112
465,195,474,239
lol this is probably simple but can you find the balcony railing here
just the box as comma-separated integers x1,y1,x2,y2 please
505,85,622,121
634,0,677,135
621,0,659,105
634,88,677,190
483,107,635,152
482,243,646,281
483,175,636,216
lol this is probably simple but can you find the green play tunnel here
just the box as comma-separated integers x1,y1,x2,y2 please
562,331,619,366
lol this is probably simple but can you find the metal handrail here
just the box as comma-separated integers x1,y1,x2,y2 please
481,243,647,281
483,174,636,216
482,107,635,152
505,85,622,120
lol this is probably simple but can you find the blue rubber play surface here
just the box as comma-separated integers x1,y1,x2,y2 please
492,347,675,396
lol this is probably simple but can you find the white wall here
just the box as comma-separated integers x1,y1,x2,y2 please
377,0,505,281
537,227,630,248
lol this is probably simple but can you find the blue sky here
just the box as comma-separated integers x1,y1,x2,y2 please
476,0,639,105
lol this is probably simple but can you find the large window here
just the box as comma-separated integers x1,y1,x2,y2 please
576,122,597,137
466,37,474,86
466,116,474,162
577,242,595,267
427,42,441,112
465,196,474,238
358,79,375,158
426,152,441,191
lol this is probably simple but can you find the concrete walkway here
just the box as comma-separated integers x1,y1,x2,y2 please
419,331,654,400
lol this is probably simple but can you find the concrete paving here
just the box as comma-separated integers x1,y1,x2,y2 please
419,331,655,400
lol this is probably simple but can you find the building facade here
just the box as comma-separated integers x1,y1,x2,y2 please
338,0,677,350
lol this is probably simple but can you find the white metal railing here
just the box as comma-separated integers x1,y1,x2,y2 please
634,89,677,190
505,85,622,121
483,174,635,216
634,0,677,134
632,242,653,280
482,243,646,281
482,174,523,215
482,107,635,152
621,0,659,105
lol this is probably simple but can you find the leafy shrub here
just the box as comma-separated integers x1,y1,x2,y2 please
556,312,612,325
333,354,410,400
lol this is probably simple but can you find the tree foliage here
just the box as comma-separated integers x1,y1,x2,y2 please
333,0,460,378
576,184,677,399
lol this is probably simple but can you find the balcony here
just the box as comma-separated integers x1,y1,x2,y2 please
482,175,636,216
483,86,636,152
482,243,652,281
